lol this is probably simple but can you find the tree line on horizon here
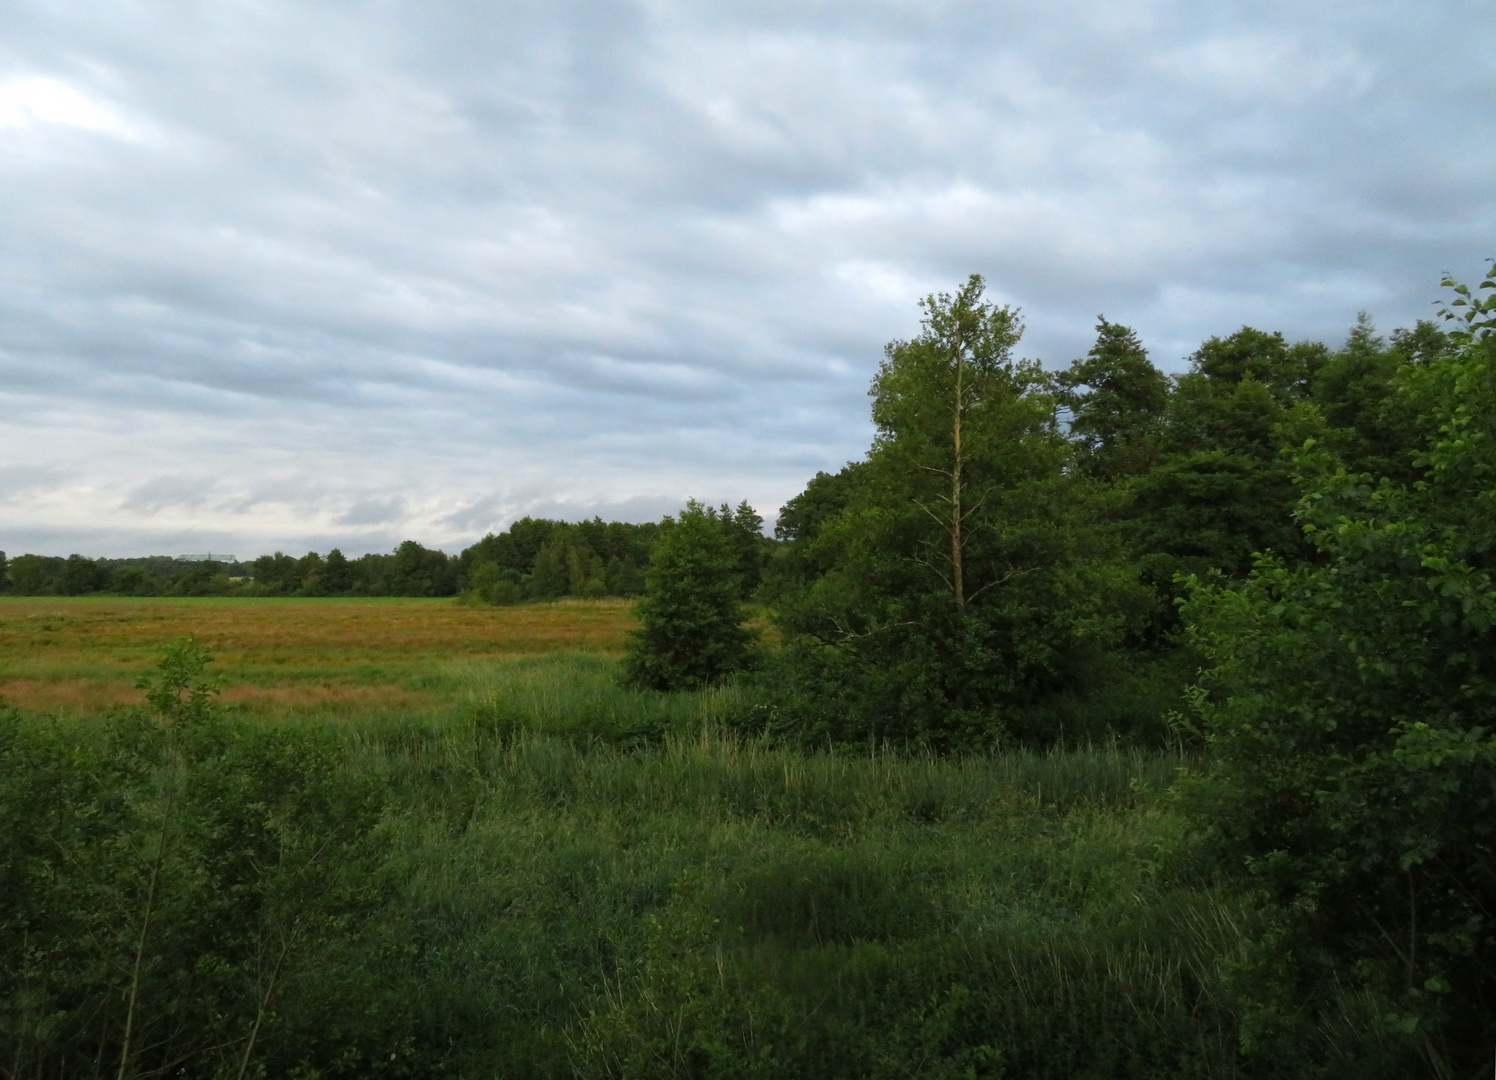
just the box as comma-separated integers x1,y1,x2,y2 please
0,517,698,600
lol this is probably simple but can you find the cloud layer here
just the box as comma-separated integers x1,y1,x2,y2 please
1,0,1492,556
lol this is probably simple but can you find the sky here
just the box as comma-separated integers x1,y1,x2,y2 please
1,0,1492,559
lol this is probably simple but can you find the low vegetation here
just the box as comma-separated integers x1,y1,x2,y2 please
0,645,1401,1079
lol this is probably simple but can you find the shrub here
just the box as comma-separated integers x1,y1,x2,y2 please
622,501,756,691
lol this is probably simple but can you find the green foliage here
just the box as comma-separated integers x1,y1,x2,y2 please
0,644,391,1079
170,559,234,596
251,551,303,592
773,464,867,544
770,277,1141,747
764,463,868,598
1187,327,1327,398
136,636,223,725
6,554,65,595
323,546,353,592
0,554,251,596
1057,316,1169,479
719,500,770,599
1307,314,1426,484
250,541,462,597
0,519,669,602
386,539,457,596
1135,333,1323,573
1096,325,1343,646
1436,260,1496,342
458,517,662,603
622,501,757,691
1178,263,1496,1076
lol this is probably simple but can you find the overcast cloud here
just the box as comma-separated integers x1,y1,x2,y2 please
1,0,1492,557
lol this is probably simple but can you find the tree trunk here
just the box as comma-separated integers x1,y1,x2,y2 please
951,337,965,613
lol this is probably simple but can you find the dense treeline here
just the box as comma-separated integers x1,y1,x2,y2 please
757,278,1457,749
0,515,746,600
0,554,256,597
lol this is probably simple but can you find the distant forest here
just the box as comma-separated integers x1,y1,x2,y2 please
0,507,766,602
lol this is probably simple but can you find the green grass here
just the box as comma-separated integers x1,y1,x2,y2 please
328,705,1246,1078
1,647,1410,1078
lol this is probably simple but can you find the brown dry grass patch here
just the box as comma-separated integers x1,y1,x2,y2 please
0,596,636,718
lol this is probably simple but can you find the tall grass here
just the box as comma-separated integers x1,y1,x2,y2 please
1,652,1413,1078
328,710,1248,1078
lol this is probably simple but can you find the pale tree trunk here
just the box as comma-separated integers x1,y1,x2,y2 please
950,335,965,613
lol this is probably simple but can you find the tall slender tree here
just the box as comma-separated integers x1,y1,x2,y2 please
868,273,1036,613
772,276,1135,746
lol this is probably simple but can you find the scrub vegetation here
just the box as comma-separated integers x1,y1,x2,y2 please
3,265,1495,1076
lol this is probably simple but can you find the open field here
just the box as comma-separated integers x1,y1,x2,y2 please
0,596,636,718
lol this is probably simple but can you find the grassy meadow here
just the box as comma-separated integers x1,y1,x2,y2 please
0,595,636,719
0,598,1409,1078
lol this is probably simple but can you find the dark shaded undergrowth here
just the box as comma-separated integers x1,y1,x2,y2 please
1,660,1413,1078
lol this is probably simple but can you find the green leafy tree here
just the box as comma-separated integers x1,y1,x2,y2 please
6,555,60,595
720,500,769,598
1186,326,1326,399
458,517,660,600
1310,314,1399,478
771,276,1137,746
1120,326,1332,636
384,540,456,596
865,274,1037,614
567,542,608,597
622,501,756,691
774,465,867,544
111,564,160,596
529,537,572,599
136,636,224,725
460,559,522,605
1179,263,1496,1075
1056,317,1169,479
252,552,303,594
57,555,103,595
765,464,869,598
171,560,232,596
322,547,353,593
295,551,326,595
